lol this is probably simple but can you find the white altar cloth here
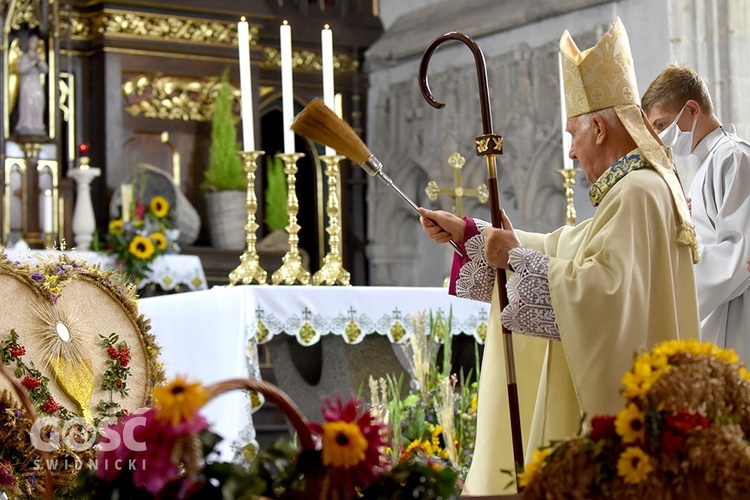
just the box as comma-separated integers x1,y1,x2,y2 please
246,285,490,345
138,286,253,461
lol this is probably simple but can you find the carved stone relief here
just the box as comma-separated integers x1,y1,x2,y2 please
366,37,597,285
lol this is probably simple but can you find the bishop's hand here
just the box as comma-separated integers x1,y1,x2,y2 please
483,209,522,269
418,208,465,245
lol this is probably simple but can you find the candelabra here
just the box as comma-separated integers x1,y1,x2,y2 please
69,155,101,250
312,154,350,286
556,168,582,226
229,150,268,285
272,152,311,285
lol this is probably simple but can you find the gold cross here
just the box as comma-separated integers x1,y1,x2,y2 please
425,152,488,218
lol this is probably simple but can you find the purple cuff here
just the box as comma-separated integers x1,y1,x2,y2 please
449,217,480,296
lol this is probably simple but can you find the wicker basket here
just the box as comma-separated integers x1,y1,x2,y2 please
205,377,314,451
0,363,54,500
204,190,247,250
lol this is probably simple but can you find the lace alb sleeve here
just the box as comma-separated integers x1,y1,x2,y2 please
455,219,495,303
500,247,560,340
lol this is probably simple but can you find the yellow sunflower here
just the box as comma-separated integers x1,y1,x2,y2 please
153,376,208,425
109,219,124,236
150,195,170,218
517,447,553,488
617,446,653,484
129,235,155,260
615,402,646,443
150,232,167,250
622,353,666,399
320,420,368,469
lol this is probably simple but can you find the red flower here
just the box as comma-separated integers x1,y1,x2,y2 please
309,395,388,496
96,407,209,495
107,346,118,360
9,345,26,358
0,461,15,486
659,428,685,453
665,410,711,434
21,376,41,390
590,415,617,441
43,398,60,414
118,346,131,367
134,202,147,219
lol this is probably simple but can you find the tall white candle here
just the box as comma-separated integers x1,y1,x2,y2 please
559,53,574,170
41,189,53,233
321,24,335,156
238,17,255,151
280,21,295,154
121,183,133,222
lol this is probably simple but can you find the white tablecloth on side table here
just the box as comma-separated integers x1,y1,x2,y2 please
3,249,207,291
138,286,253,461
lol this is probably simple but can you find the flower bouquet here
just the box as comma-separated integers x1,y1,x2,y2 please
368,309,478,487
66,374,461,500
106,195,180,284
519,340,750,498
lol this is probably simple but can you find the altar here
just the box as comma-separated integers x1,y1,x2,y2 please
138,285,490,459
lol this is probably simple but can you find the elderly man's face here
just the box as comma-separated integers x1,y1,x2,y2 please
566,115,605,183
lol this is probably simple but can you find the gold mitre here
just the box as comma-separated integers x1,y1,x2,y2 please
560,17,699,262
560,17,638,118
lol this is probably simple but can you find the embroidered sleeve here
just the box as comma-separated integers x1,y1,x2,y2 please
500,247,560,340
453,218,495,303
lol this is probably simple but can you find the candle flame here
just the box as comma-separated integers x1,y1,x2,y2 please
240,16,246,22
282,20,289,26
324,24,330,30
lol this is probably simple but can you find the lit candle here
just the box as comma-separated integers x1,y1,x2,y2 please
238,17,255,151
280,20,295,154
321,24,335,156
121,183,133,222
78,143,90,170
559,53,574,170
41,189,53,233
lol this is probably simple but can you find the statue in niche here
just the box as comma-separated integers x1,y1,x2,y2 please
14,34,48,136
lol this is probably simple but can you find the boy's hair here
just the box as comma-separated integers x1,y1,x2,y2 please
642,63,714,115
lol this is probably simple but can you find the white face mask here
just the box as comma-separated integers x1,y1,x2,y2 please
658,105,697,157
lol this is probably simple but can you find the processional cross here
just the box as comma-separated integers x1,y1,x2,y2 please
425,152,488,217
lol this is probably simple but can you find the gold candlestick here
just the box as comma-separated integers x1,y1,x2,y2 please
313,154,351,286
272,152,311,285
229,150,268,285
556,167,582,226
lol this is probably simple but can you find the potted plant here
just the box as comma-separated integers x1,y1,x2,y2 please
256,155,289,252
202,68,246,250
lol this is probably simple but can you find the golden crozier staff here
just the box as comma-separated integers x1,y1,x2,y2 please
419,32,524,479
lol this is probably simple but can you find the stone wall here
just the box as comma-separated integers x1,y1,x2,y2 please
364,0,749,286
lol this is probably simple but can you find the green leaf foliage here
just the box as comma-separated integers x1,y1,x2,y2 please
202,68,244,191
264,155,288,231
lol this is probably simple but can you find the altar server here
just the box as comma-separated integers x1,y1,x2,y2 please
643,64,750,362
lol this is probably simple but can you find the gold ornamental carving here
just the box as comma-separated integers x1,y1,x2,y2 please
62,9,260,46
261,46,358,73
7,0,43,31
121,74,240,122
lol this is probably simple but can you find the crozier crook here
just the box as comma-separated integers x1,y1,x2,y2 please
419,31,525,478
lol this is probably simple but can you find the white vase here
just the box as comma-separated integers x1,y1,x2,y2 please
204,190,246,250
